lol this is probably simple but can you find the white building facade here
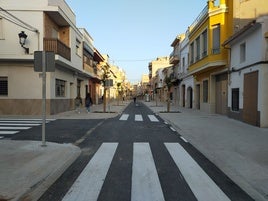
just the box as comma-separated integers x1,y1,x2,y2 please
224,16,268,127
177,31,195,109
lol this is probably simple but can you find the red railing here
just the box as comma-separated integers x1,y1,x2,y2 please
43,38,71,60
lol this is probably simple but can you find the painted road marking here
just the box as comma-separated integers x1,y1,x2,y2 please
62,143,118,201
0,123,41,126
134,114,143,122
131,143,165,201
180,136,188,143
119,114,129,121
0,131,19,135
0,119,55,121
147,115,159,122
0,119,55,138
170,127,176,131
0,127,31,130
165,143,231,201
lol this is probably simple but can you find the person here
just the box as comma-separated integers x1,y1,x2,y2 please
74,95,82,113
85,93,92,113
133,96,137,103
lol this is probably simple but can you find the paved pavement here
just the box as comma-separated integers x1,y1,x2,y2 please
144,100,268,201
0,100,268,201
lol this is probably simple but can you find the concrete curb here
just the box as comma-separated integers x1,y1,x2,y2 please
20,145,81,201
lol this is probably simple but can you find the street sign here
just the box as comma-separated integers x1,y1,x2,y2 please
33,51,56,147
34,51,55,72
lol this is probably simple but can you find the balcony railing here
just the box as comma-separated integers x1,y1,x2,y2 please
170,55,180,64
189,5,208,31
44,38,71,60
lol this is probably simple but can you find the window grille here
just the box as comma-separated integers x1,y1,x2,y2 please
232,88,239,111
0,77,8,96
55,79,66,97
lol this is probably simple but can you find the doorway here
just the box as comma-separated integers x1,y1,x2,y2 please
243,71,259,126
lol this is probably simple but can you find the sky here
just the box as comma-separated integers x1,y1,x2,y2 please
65,0,207,83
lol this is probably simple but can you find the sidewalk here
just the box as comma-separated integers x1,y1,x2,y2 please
144,100,268,201
50,101,130,119
0,101,129,201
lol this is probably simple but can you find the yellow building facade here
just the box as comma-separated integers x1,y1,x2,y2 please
188,0,267,115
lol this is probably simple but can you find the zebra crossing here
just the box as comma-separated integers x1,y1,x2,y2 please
0,119,55,139
119,114,159,122
62,142,231,201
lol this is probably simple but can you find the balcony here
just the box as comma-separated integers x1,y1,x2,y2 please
170,55,180,65
189,5,208,31
44,38,71,61
169,51,180,64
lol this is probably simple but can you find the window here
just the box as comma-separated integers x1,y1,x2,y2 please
202,30,208,57
212,24,220,54
76,39,81,56
240,43,246,63
203,80,208,103
55,79,66,97
196,36,200,61
190,43,194,64
77,79,81,97
0,77,8,95
182,57,185,67
231,88,239,111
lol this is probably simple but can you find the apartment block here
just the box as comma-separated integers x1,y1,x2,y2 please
0,0,104,115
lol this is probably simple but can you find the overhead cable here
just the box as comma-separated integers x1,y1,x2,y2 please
0,7,39,33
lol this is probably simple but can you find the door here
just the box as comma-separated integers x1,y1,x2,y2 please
187,87,193,108
182,85,185,107
243,71,259,126
216,74,228,115
196,84,200,109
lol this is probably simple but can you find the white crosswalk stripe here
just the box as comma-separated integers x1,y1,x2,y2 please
0,131,19,135
131,143,165,201
135,114,143,121
62,143,118,201
62,142,231,201
119,114,129,121
0,118,55,138
119,114,159,122
148,115,159,122
165,143,231,201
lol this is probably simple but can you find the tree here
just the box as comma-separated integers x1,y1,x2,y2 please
164,76,172,112
100,63,110,112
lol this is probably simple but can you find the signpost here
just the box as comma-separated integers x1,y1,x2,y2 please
34,51,55,146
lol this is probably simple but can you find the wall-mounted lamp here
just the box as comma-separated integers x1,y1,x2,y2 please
18,31,29,54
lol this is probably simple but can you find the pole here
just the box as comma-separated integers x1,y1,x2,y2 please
41,51,46,147
108,87,111,113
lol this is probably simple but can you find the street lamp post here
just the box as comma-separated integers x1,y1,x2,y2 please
18,31,29,54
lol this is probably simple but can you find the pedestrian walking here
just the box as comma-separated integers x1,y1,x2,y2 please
74,95,82,113
85,93,92,113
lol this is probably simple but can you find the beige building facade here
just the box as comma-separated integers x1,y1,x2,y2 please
0,0,108,115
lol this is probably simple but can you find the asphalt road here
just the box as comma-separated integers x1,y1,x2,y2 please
13,101,254,201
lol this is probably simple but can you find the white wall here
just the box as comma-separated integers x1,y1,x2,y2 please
228,18,268,126
0,11,43,57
